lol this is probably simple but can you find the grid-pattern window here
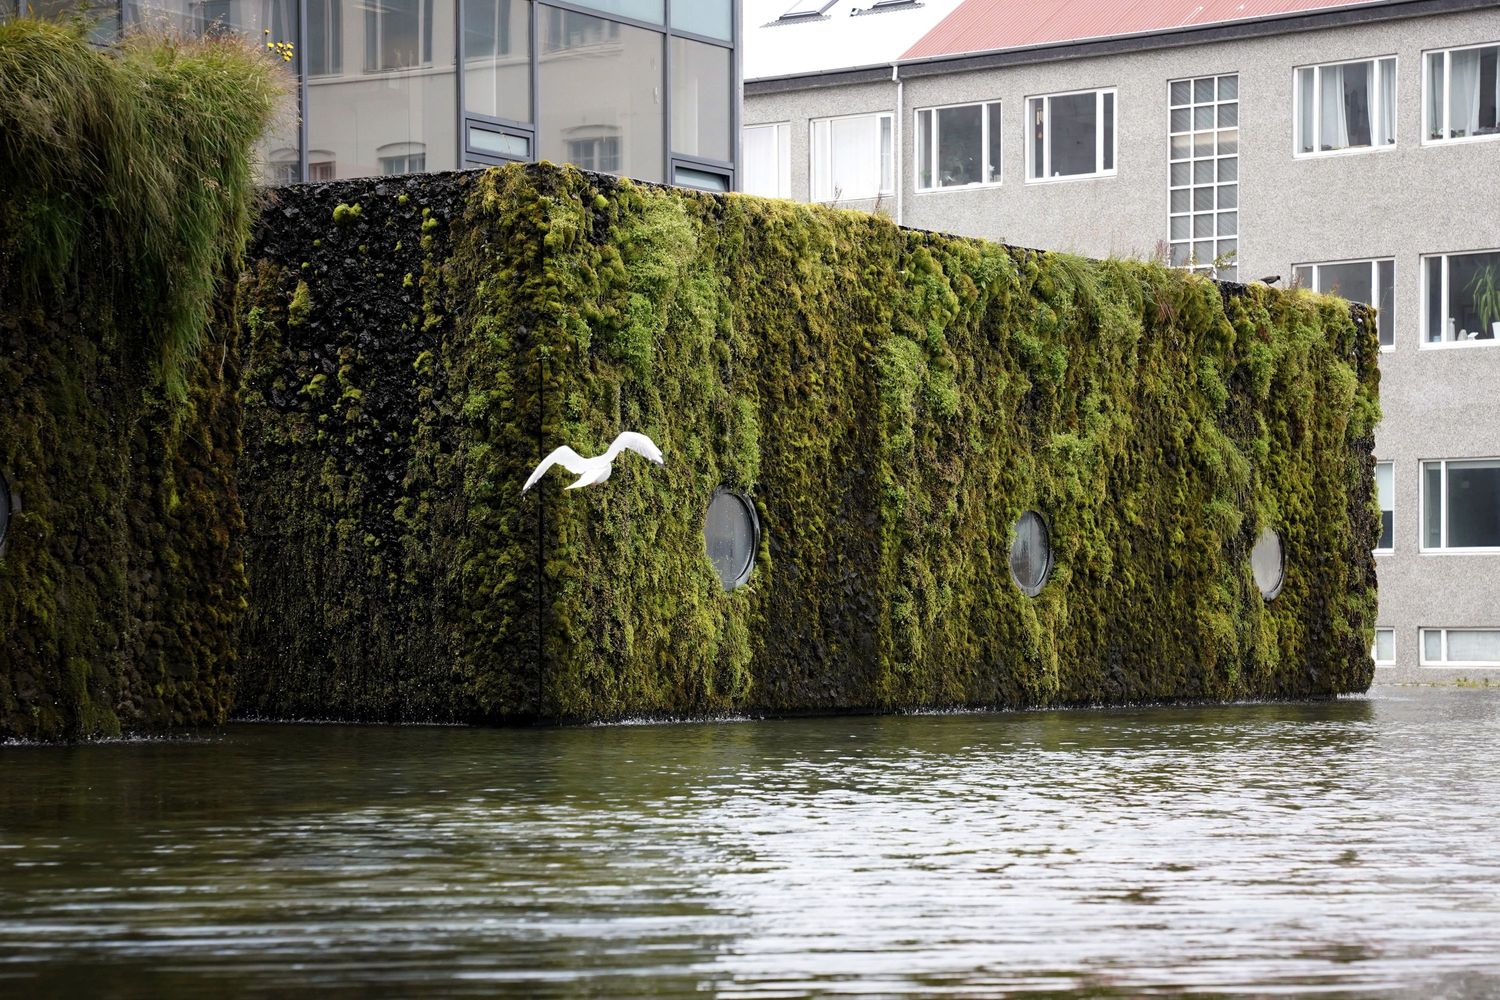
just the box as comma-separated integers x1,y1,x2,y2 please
1372,628,1395,666
1168,74,1238,279
1421,628,1500,667
1293,259,1395,348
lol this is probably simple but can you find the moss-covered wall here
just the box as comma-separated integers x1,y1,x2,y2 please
237,163,1379,723
0,21,281,739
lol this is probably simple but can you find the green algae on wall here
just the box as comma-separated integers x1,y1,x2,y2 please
235,163,1379,723
0,20,282,739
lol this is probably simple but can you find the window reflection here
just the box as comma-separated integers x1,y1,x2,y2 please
307,0,456,178
670,36,730,162
538,10,662,183
464,0,529,122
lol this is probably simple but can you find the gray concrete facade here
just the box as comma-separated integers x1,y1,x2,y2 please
745,5,1500,683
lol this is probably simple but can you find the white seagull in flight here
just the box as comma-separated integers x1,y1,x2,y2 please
522,431,665,493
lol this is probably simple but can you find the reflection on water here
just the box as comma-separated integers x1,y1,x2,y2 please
3,689,1500,996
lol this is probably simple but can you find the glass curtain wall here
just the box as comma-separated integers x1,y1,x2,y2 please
21,0,736,187
117,0,303,182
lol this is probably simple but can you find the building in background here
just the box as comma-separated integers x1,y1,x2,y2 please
4,0,739,190
744,0,1500,682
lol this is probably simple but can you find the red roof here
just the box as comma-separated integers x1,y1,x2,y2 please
902,0,1387,60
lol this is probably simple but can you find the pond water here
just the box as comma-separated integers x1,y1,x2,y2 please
3,687,1500,997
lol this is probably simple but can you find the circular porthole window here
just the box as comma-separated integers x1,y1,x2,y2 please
704,490,758,591
1009,510,1052,597
1251,526,1284,599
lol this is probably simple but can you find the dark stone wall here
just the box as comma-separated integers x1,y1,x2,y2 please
234,163,1379,723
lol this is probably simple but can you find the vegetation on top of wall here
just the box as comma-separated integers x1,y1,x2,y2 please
0,19,282,739
236,163,1379,724
0,16,287,393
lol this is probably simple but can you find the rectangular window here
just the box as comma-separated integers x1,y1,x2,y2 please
810,112,893,202
1168,74,1237,280
365,0,435,72
670,0,731,40
671,36,732,163
538,11,663,183
1372,628,1395,666
1291,259,1395,348
1420,628,1500,666
1424,43,1500,142
673,163,730,192
1376,461,1394,551
1422,459,1500,550
465,0,531,123
915,101,1002,190
1029,89,1116,180
307,0,343,77
1422,249,1500,346
560,0,663,24
1294,57,1396,154
742,123,791,198
380,151,427,175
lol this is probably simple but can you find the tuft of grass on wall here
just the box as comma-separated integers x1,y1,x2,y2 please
0,16,288,394
0,19,284,739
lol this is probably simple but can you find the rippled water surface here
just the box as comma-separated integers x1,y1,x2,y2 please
4,687,1500,997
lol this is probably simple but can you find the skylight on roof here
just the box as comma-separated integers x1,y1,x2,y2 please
779,0,836,20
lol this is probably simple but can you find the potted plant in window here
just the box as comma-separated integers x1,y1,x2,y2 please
1468,264,1500,341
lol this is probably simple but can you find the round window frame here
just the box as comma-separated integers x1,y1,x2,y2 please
704,488,760,592
1251,525,1285,600
1008,510,1053,598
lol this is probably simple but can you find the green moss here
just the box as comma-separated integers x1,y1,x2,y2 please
0,19,286,399
1,21,271,739
333,202,362,225
287,279,311,327
234,163,1378,724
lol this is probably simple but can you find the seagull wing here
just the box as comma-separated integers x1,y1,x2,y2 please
523,445,591,493
606,431,664,465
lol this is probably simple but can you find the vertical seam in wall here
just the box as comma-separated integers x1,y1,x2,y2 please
536,334,545,719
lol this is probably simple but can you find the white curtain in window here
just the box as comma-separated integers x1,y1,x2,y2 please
1427,52,1445,137
741,125,785,198
1320,64,1349,149
813,116,882,201
1451,48,1482,135
1379,59,1396,144
1447,629,1500,662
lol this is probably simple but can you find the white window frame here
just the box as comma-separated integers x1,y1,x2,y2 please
1371,627,1395,666
1375,460,1394,553
740,121,791,198
809,111,894,202
1422,41,1500,146
1026,87,1118,183
1167,73,1239,280
1292,56,1398,158
1420,628,1500,667
1419,457,1500,552
1420,248,1500,349
1292,258,1396,352
914,100,1002,192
